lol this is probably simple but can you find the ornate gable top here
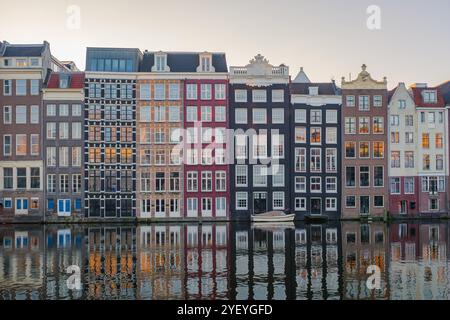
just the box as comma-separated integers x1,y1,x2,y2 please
229,54,289,85
341,64,387,90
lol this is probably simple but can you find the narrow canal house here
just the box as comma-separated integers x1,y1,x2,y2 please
229,55,290,219
0,41,67,222
136,51,185,219
410,84,448,216
43,72,85,219
290,68,342,219
84,47,142,219
341,65,389,219
182,52,229,219
387,83,419,217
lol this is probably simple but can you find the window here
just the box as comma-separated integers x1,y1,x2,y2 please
421,176,445,192
390,178,401,194
390,115,399,126
345,142,356,158
3,135,11,156
391,132,400,143
140,106,151,122
201,198,212,215
422,134,430,148
201,171,213,191
16,105,27,124
359,117,370,134
215,84,226,100
215,148,225,164
295,148,306,172
373,117,384,134
273,192,285,210
215,171,227,191
155,172,165,192
391,151,400,168
59,175,69,193
310,177,321,193
30,134,39,155
187,172,198,192
373,142,384,159
72,174,82,193
346,95,355,107
272,165,284,187
272,108,284,124
346,167,356,187
234,89,247,102
201,106,212,122
59,147,69,167
72,122,81,140
345,117,356,134
215,106,226,122
139,84,151,100
59,104,69,117
168,106,180,122
326,198,337,211
252,134,267,158
252,90,267,102
187,106,197,122
405,152,414,168
236,192,248,210
154,106,166,122
326,127,337,144
140,173,151,192
253,166,267,187
187,198,198,215
155,55,167,71
154,83,165,100
235,165,247,187
235,108,247,124
47,147,56,166
373,95,382,107
404,132,414,144
405,177,414,194
420,112,426,123
405,115,414,126
374,196,384,207
326,149,337,172
295,176,307,193
3,168,13,189
71,104,82,117
253,108,267,124
186,84,198,100
235,135,247,159
3,106,12,124
423,154,431,170
326,177,337,193
346,196,356,208
310,110,322,124
423,90,437,103
436,134,443,149
16,79,26,95
358,95,370,110
3,80,12,95
295,109,306,123
271,134,284,159
295,198,307,211
30,79,39,95
59,122,69,139
428,112,435,125
170,172,180,192
201,84,212,100
29,105,39,124
360,166,370,187
326,110,337,123
46,174,56,193
16,134,27,155
310,127,321,144
72,147,81,166
16,168,27,189
374,166,384,187
272,89,284,102
359,142,369,158
310,148,321,172
295,127,306,144
436,155,444,171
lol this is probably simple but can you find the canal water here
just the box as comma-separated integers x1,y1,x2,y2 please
0,221,449,300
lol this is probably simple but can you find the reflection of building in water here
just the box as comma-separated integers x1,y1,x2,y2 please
294,223,341,300
231,222,341,300
136,225,184,299
85,227,136,299
389,222,449,299
341,221,389,299
0,226,44,299
184,224,229,299
44,226,85,299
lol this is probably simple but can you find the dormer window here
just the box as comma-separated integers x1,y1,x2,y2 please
197,53,215,73
152,53,169,72
3,59,11,67
309,87,319,96
16,59,27,67
423,90,437,103
30,58,40,67
59,74,70,89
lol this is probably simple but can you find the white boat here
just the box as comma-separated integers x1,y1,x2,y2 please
251,211,295,223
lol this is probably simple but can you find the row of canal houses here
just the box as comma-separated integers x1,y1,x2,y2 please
0,40,450,222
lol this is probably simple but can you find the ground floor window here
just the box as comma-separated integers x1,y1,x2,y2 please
3,198,12,209
202,198,212,215
16,198,28,214
273,192,285,210
325,198,337,211
360,196,370,215
295,197,306,211
429,199,439,211
346,196,356,208
374,196,384,208
236,192,248,210
187,198,198,215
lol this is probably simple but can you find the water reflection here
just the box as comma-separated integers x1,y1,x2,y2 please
0,221,450,300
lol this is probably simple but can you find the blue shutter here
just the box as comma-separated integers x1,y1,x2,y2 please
65,200,71,212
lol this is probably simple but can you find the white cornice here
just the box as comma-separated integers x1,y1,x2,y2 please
291,94,342,106
42,88,84,100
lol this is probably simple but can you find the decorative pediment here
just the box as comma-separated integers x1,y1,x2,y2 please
341,64,387,90
229,54,289,85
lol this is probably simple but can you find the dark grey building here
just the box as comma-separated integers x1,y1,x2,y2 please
43,72,85,219
229,55,291,220
290,69,342,219
84,47,142,218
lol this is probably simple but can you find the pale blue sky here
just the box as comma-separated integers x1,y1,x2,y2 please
1,0,449,88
